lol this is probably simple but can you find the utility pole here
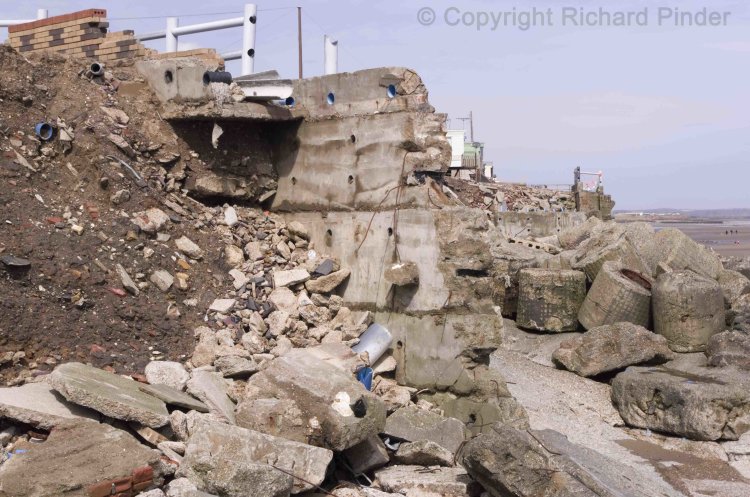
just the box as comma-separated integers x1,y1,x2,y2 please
469,110,474,143
297,7,303,79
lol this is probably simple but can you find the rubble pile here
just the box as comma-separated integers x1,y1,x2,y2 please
443,176,575,213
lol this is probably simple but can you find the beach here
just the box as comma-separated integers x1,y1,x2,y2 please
653,220,750,258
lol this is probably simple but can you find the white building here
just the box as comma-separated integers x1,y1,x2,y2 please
447,129,465,169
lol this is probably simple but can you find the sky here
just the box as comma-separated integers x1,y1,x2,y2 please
3,0,749,210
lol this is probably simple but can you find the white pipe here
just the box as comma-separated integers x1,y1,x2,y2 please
222,50,242,61
172,16,242,36
324,35,338,75
0,20,35,27
166,17,178,52
36,9,48,19
136,30,166,41
241,4,257,75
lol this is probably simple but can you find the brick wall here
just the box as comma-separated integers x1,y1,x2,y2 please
8,8,148,62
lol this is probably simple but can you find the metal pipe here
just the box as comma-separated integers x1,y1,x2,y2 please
166,17,178,52
135,30,166,41
0,19,35,27
172,16,242,36
221,50,242,61
241,4,256,75
297,7,303,79
324,35,338,75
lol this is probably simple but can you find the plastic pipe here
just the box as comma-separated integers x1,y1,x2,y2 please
203,71,233,85
242,4,257,75
351,323,393,365
90,62,104,76
324,35,338,75
166,17,178,53
34,122,54,141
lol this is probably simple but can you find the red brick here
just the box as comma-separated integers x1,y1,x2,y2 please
9,9,107,34
86,480,114,497
131,466,154,484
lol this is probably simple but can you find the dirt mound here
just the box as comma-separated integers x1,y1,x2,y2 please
0,47,231,383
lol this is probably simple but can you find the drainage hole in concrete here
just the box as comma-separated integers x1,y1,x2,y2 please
350,134,356,143
348,175,354,184
291,177,297,185
164,70,173,84
327,92,335,105
387,84,397,98
456,269,489,277
326,229,333,237
387,227,393,236
396,340,404,348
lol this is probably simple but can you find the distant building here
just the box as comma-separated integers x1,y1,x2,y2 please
447,129,491,181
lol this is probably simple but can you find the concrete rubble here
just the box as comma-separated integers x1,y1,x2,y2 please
0,32,749,497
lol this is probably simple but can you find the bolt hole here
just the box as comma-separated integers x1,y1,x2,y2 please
396,340,403,348
164,70,173,84
249,15,257,23
291,177,297,185
348,175,354,184
387,227,393,236
247,48,255,57
326,229,333,237
386,84,397,98
350,134,356,143
326,92,335,105
468,413,477,423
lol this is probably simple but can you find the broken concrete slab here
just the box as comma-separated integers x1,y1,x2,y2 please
552,322,674,377
273,268,311,288
150,270,174,292
138,383,209,413
394,440,455,467
305,268,351,294
166,478,218,497
578,261,652,330
384,261,419,286
516,268,586,332
383,406,466,455
611,364,750,441
0,381,98,429
342,435,390,474
0,419,161,497
186,370,236,424
235,397,309,443
374,465,478,497
461,424,662,497
145,361,190,390
177,419,333,495
707,330,750,370
208,298,236,313
132,207,170,234
243,348,386,451
214,355,259,378
48,362,169,428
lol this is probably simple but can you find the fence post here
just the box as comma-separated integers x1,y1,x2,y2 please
166,17,178,52
324,35,338,75
241,4,257,75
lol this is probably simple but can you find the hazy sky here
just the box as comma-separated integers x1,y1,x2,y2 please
4,0,749,210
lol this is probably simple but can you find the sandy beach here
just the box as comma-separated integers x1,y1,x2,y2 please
653,220,750,258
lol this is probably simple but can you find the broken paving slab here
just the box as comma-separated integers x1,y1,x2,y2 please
186,370,236,424
0,419,161,497
48,362,170,428
461,424,661,497
272,268,310,288
138,383,209,413
394,440,455,467
0,381,99,429
243,348,386,451
374,465,478,497
383,406,467,455
177,419,333,495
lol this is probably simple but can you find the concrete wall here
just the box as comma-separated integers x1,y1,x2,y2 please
495,212,587,239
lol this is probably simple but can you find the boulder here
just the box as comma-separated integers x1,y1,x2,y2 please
552,322,674,377
706,330,750,370
243,348,386,451
652,270,726,352
578,261,652,330
177,420,333,495
374,465,478,497
305,268,351,294
461,424,659,497
0,419,161,497
48,362,169,428
611,364,750,440
516,269,586,332
394,440,454,467
186,371,236,424
642,228,722,279
145,361,190,390
717,269,750,305
0,381,98,429
383,406,466,455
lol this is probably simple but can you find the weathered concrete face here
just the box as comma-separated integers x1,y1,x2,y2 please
135,58,214,104
495,211,587,239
